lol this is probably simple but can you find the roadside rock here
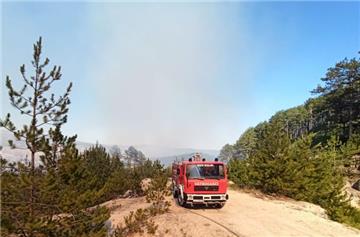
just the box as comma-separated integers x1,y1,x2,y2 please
347,180,360,208
121,190,133,198
352,179,360,191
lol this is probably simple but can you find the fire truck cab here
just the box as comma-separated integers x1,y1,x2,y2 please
172,153,228,207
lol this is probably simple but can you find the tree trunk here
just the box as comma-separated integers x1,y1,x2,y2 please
29,59,39,218
349,106,353,138
30,150,35,217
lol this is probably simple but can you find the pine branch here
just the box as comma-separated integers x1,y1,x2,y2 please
10,101,32,117
35,120,58,128
20,65,36,90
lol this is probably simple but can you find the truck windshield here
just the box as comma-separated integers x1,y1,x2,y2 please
186,164,225,179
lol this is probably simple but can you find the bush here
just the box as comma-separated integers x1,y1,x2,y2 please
228,158,250,187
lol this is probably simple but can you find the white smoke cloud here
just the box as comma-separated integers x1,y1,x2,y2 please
83,3,264,149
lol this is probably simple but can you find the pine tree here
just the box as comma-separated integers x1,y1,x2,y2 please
219,144,235,162
232,127,257,160
1,37,72,218
248,121,291,193
312,55,360,140
82,144,112,191
125,146,146,167
340,134,360,177
0,37,110,236
228,158,250,187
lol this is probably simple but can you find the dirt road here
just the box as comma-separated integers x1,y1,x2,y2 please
105,187,360,237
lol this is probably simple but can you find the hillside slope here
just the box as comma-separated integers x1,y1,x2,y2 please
105,187,360,237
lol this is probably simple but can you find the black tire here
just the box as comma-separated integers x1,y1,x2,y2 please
177,195,185,207
173,189,178,198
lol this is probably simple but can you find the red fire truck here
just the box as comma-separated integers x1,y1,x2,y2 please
172,153,228,207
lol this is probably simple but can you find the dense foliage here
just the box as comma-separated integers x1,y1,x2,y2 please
224,55,360,229
1,143,167,236
0,38,168,236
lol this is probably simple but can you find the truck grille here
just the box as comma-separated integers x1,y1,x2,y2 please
211,196,221,199
194,185,219,191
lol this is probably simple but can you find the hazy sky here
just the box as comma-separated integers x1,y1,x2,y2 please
1,1,359,150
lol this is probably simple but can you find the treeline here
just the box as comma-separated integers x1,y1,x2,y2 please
1,143,165,236
0,38,168,237
221,55,360,228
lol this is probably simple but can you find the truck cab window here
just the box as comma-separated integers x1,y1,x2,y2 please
186,164,225,179
186,165,202,178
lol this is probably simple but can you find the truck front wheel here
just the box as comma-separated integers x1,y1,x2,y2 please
177,195,185,206
173,189,178,198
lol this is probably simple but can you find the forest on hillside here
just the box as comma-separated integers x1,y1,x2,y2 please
221,54,360,228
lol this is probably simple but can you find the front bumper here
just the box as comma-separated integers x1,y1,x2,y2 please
185,193,228,204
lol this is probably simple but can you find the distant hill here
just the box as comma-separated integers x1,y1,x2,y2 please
0,129,219,165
